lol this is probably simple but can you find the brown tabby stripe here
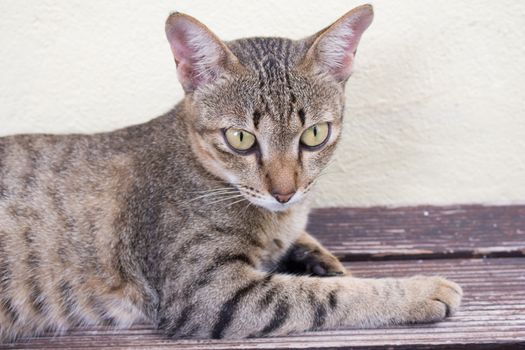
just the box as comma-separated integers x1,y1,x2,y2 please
258,285,278,310
22,147,38,193
258,297,290,336
309,291,327,330
51,140,74,174
47,186,74,232
27,283,46,315
212,225,264,249
165,304,194,337
0,239,18,323
161,231,217,286
328,289,338,310
57,279,78,322
182,253,253,299
260,273,274,287
245,39,263,61
298,108,306,126
0,298,18,325
88,295,116,326
252,110,262,129
25,232,46,316
297,147,304,167
211,278,261,339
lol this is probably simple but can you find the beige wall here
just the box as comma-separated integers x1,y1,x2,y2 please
1,0,524,207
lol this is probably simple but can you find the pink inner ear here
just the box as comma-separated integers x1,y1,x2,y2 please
165,15,224,92
170,34,190,66
345,11,373,55
168,28,202,90
331,54,354,80
167,22,195,66
317,6,373,81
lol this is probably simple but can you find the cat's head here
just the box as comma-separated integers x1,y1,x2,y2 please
166,5,373,212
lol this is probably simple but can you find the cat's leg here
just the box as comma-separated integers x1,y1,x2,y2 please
277,232,347,277
158,260,462,339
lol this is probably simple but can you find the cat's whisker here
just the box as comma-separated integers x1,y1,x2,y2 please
316,171,340,179
240,201,253,216
206,194,245,206
190,186,237,192
185,190,240,203
222,197,249,210
196,189,238,196
186,191,238,201
189,187,237,194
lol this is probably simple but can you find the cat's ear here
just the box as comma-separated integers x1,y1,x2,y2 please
165,13,239,92
302,4,373,82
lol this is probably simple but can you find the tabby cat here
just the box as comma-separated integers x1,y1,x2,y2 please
0,4,462,340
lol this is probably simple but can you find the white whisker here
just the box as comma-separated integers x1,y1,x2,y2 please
206,194,245,205
240,201,253,216
189,187,237,194
184,190,239,204
222,197,248,210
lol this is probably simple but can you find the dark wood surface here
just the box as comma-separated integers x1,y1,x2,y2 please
1,205,525,349
308,205,525,260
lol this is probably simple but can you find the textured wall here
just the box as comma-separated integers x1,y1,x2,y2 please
1,0,524,207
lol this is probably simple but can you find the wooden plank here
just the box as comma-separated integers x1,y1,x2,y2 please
2,258,524,349
307,205,525,261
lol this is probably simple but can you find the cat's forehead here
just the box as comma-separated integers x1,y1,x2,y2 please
226,37,308,74
223,38,324,126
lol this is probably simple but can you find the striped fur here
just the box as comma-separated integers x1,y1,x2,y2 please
0,5,462,341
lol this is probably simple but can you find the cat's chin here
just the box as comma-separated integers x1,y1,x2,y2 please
245,192,305,213
259,202,292,213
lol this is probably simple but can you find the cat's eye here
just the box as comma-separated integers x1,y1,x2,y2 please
300,122,330,149
224,128,256,152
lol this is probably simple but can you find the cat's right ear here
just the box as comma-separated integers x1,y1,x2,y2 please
165,13,239,93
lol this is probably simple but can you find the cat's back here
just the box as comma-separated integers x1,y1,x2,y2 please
0,131,133,217
0,130,134,262
1,133,87,198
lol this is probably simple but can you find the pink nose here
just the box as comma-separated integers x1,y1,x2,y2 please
272,191,295,204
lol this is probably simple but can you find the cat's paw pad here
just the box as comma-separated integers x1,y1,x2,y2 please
405,276,463,323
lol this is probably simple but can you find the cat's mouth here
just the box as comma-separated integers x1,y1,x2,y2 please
234,181,316,212
238,187,305,212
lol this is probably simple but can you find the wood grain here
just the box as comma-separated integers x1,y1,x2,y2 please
308,205,525,261
2,258,524,349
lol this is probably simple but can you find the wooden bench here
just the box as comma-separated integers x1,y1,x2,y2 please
1,205,524,349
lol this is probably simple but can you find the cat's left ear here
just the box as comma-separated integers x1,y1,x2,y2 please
302,4,374,82
165,13,240,93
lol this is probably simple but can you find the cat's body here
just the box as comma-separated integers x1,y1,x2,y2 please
0,5,462,341
0,108,310,338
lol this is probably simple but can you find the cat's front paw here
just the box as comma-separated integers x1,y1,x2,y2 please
278,243,348,277
403,276,463,323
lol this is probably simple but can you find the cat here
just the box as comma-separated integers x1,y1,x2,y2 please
0,4,462,341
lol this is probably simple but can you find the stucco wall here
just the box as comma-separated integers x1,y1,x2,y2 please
1,0,524,207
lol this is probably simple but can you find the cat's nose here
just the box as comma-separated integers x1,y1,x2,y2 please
272,191,296,204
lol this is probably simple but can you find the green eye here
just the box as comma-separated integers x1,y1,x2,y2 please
224,128,256,151
300,122,330,148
